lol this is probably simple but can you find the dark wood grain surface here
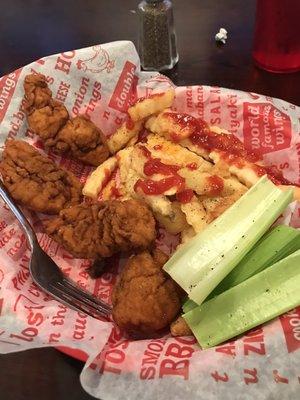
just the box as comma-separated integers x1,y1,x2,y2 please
0,1,299,400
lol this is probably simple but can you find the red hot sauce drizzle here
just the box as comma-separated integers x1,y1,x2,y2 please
125,114,135,130
165,112,299,187
165,112,260,162
134,176,185,196
176,189,194,204
253,164,299,186
144,159,180,176
110,185,122,198
186,162,198,170
170,132,182,143
139,145,180,176
103,168,113,188
135,145,186,196
97,168,118,202
206,175,224,196
135,146,227,200
139,145,152,159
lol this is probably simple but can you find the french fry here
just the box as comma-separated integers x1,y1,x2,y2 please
145,109,192,141
178,169,218,196
209,151,259,187
146,111,210,159
135,187,174,216
101,178,118,200
154,202,189,234
210,151,300,201
128,89,175,122
83,156,118,198
180,197,208,233
210,126,231,135
146,134,212,171
202,190,246,222
179,138,210,159
117,147,174,216
181,226,196,244
106,120,143,153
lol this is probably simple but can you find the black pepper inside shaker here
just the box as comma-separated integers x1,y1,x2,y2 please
138,0,179,71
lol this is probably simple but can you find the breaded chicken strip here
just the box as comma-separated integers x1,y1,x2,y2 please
112,249,183,337
46,116,110,166
27,100,69,141
24,74,69,140
24,73,52,113
0,140,83,214
45,199,156,259
24,73,110,166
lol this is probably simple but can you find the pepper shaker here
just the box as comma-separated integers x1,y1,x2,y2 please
138,0,179,71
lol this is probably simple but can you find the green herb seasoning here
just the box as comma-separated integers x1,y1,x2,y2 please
138,0,179,71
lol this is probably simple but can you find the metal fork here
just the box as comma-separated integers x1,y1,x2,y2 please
0,180,111,319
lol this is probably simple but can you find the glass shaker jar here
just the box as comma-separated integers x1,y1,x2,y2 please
138,0,179,71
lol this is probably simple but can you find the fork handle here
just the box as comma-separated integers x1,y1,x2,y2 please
0,179,37,249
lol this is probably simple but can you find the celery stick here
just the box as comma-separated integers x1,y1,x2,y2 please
164,176,293,305
183,249,300,349
182,225,300,313
182,298,197,313
207,225,300,300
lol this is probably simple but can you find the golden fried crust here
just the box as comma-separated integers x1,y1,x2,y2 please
170,316,192,337
0,140,83,214
45,199,156,259
112,249,183,337
27,100,69,140
45,203,111,258
24,73,52,113
46,116,110,166
23,74,110,166
24,74,69,140
99,199,156,252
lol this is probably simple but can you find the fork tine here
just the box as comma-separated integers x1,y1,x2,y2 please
50,283,108,319
62,278,112,312
48,284,100,319
52,281,111,317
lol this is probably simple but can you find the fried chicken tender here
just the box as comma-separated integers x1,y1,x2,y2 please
24,74,109,166
0,140,83,214
24,74,69,140
46,116,110,166
24,73,52,112
28,100,69,140
45,199,156,259
112,249,183,337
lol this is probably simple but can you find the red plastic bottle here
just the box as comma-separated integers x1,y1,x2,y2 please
252,0,300,73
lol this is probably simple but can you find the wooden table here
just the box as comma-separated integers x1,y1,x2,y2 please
0,1,299,399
